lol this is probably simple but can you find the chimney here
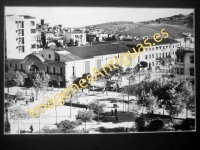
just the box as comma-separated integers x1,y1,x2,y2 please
41,19,44,25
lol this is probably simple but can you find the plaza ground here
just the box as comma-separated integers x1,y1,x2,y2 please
5,74,195,134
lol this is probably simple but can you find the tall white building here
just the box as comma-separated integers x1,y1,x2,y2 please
5,15,38,60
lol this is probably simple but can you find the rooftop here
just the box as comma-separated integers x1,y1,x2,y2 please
49,44,131,61
18,15,36,19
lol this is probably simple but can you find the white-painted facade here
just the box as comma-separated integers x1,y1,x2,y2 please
63,32,87,46
5,15,38,59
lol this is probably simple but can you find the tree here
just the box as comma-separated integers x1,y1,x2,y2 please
137,90,158,116
76,110,96,131
5,69,28,92
73,73,91,92
140,61,148,68
69,39,74,46
88,99,106,122
5,68,17,94
135,116,145,131
165,89,185,121
180,80,195,118
9,106,31,133
31,70,51,100
14,70,28,87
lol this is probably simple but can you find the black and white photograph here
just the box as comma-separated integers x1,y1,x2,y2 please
4,6,195,134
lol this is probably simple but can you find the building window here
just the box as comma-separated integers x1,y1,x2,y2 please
166,46,168,49
190,68,194,76
152,54,154,58
149,48,151,51
15,64,17,70
145,55,148,59
21,64,23,71
152,47,154,50
180,55,184,63
173,45,174,48
17,29,24,36
31,29,36,33
18,37,24,44
177,68,179,74
190,56,194,63
149,54,151,59
16,21,24,28
180,68,184,75
96,59,101,70
159,46,161,49
53,67,56,74
47,66,49,73
30,21,35,26
49,54,51,58
31,44,36,49
18,46,25,53
177,55,179,62
146,48,148,51
156,47,158,50
85,61,90,73
159,53,161,57
60,68,62,75
152,62,154,66
73,66,75,75
156,53,158,58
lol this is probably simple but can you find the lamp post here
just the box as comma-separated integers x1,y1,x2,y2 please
122,90,124,112
70,95,72,118
97,99,100,124
55,101,57,125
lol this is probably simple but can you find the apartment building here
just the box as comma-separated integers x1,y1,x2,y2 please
176,46,194,78
63,31,87,46
5,15,38,60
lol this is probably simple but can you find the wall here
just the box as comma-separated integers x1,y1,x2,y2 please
6,15,37,60
184,52,194,76
39,49,55,61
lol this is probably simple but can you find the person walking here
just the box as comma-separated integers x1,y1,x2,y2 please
30,124,33,133
111,109,113,116
115,108,117,116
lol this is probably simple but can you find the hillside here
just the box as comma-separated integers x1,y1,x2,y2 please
82,13,193,37
120,24,194,38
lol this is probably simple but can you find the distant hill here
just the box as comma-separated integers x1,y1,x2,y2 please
81,13,193,39
120,24,193,38
83,21,138,33
153,13,193,28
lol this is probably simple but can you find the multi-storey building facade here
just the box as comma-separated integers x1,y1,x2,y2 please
5,15,38,59
176,46,194,78
63,32,87,46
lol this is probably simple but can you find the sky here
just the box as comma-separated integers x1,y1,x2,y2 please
5,7,193,28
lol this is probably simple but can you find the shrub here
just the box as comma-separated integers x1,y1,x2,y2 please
148,119,164,131
56,120,81,130
181,119,195,130
172,124,181,131
135,116,145,130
